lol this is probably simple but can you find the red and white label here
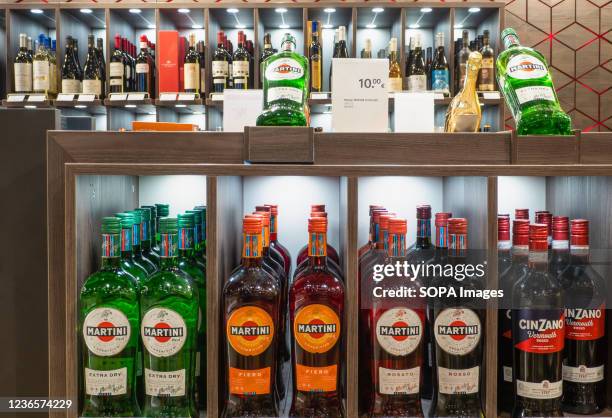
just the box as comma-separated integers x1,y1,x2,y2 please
376,308,423,356
516,379,562,399
142,308,187,357
434,308,481,355
565,306,605,340
438,366,479,395
83,308,131,357
378,366,420,395
515,310,565,354
507,54,548,79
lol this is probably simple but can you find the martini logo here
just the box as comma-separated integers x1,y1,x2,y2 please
265,58,304,81
434,308,481,355
515,309,565,354
227,306,274,357
294,304,341,354
507,54,548,80
376,308,423,356
83,308,131,357
141,308,187,357
565,305,605,341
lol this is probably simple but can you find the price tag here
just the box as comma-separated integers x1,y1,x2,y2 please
223,90,263,132
28,95,46,102
310,92,329,100
434,92,445,101
56,93,74,102
7,95,26,102
159,93,177,101
178,93,196,101
331,58,388,133
394,92,435,133
483,91,501,100
110,93,128,101
211,93,224,101
128,93,146,101
78,94,95,102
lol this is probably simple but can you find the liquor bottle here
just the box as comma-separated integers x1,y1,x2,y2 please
176,213,206,410
369,218,425,417
496,28,572,135
296,205,341,267
27,36,33,59
151,203,169,262
478,30,495,91
184,33,201,94
330,26,349,91
44,37,57,96
498,214,512,277
263,204,291,276
185,208,206,268
83,35,103,98
223,217,280,416
309,21,322,94
359,205,386,260
129,41,137,92
115,213,148,283
136,35,153,97
260,33,276,85
74,38,84,82
33,34,50,95
79,217,141,417
456,31,470,94
212,31,229,93
405,37,414,88
561,219,606,414
408,35,427,92
388,38,402,93
197,41,206,95
96,38,106,98
256,33,309,126
289,216,345,417
361,38,373,59
431,32,450,95
550,216,570,279
232,31,250,90
246,39,255,88
444,51,483,132
109,34,125,93
132,208,157,274
535,210,553,248
425,46,433,90
14,33,32,93
512,223,564,417
139,206,159,265
61,37,81,94
121,39,131,92
431,218,485,418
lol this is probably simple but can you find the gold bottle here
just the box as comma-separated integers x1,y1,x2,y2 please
444,51,482,132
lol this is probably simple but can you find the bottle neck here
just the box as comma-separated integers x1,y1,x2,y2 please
242,232,264,267
416,218,432,248
503,33,520,50
101,233,121,269
528,248,548,270
308,231,328,264
377,227,388,251
570,244,590,263
448,232,467,258
159,232,179,268
269,213,278,242
120,228,133,259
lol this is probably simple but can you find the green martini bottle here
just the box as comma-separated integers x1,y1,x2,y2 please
140,206,159,266
133,208,157,273
115,213,148,283
129,210,157,275
140,217,199,417
187,208,207,269
79,217,141,417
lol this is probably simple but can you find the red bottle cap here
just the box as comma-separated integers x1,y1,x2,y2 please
255,205,271,213
535,211,553,234
243,217,262,234
308,217,328,233
311,204,326,213
264,204,278,215
529,224,548,250
388,218,407,234
498,215,510,241
253,211,270,225
448,218,468,235
372,209,388,224
512,219,530,246
416,204,431,219
515,208,529,220
552,216,569,241
310,211,328,218
369,204,385,214
379,214,396,231
570,219,589,246
140,34,148,43
435,212,452,227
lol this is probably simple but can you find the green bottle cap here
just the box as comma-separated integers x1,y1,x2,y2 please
129,210,142,224
101,217,121,234
281,33,296,50
178,213,195,228
186,210,202,225
135,207,150,221
115,213,135,229
501,28,520,47
141,205,157,218
156,203,170,217
159,217,178,233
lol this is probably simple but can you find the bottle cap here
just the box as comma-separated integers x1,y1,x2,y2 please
535,211,553,235
308,217,328,233
570,219,589,246
311,204,326,213
529,224,548,250
388,218,407,234
552,216,569,241
512,219,530,245
155,203,170,217
142,205,157,219
515,208,529,220
135,207,151,221
498,215,510,241
101,217,121,234
369,205,385,214
416,204,431,219
379,214,396,231
435,212,452,227
140,34,148,43
129,210,142,224
116,213,134,229
243,216,262,234
185,210,202,225
178,213,195,228
255,205,271,213
159,217,178,233
448,218,468,235
253,211,271,226
264,204,278,215
372,209,388,224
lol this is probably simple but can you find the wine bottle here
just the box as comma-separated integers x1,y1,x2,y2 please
212,31,229,93
232,31,249,90
83,34,103,97
109,35,125,93
456,30,470,94
61,37,81,94
431,32,450,95
33,34,50,95
478,30,495,91
330,26,349,91
444,51,482,132
14,33,33,93
184,33,201,94
135,35,153,97
197,41,206,95
73,38,84,82
309,21,322,93
388,37,402,93
260,33,275,85
408,34,426,92
96,38,106,99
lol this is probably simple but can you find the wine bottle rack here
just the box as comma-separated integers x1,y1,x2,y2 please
0,2,504,132
44,129,612,418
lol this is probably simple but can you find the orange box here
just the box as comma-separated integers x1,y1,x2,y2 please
158,30,180,93
132,121,199,132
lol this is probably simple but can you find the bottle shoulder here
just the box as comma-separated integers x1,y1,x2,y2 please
80,269,139,299
140,267,196,298
224,266,280,295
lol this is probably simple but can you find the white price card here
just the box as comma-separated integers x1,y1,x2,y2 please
483,91,501,100
7,95,26,102
434,92,445,101
310,92,329,100
331,58,389,133
110,93,128,101
78,94,95,102
28,94,46,102
128,93,146,101
56,93,74,102
394,92,435,133
210,93,224,101
178,93,196,101
159,93,177,101
223,89,263,132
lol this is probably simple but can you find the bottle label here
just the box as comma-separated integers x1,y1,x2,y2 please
563,364,604,383
184,63,199,90
376,308,423,356
479,58,495,90
565,306,605,340
515,86,556,104
438,366,479,394
507,54,548,79
193,224,202,244
83,307,131,356
311,60,321,90
136,63,149,74
265,57,304,81
212,61,229,77
229,366,271,395
242,233,263,258
132,224,140,247
294,304,341,354
267,86,303,104
141,220,149,242
85,367,127,396
227,306,274,356
178,227,194,250
432,70,450,93
82,79,102,96
14,63,32,92
408,75,427,92
503,365,513,383
434,308,481,355
308,231,327,257
120,228,132,252
378,366,420,395
109,62,123,77
516,378,562,399
459,63,467,87
62,79,81,94
102,233,120,258
33,61,50,91
109,78,122,87
142,308,187,357
388,77,402,93
49,63,57,94
232,61,249,78
125,65,131,80
159,233,177,258
296,364,337,392
145,368,185,397
514,309,564,353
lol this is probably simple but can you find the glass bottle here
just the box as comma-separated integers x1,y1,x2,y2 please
186,208,207,269
550,216,570,279
79,217,141,417
478,30,495,91
45,37,57,97
232,31,250,90
184,33,201,94
135,35,153,97
73,38,84,82
33,34,50,95
152,203,170,262
263,204,291,276
109,34,125,94
83,34,103,98
139,206,159,266
115,213,148,283
260,32,276,85
408,34,426,92
388,37,402,93
129,209,157,275
212,31,229,93
61,37,81,94
431,32,450,95
14,33,32,93
289,216,345,417
197,41,206,95
456,30,470,94
96,37,106,99
444,51,482,132
362,38,373,59
309,20,323,93
140,217,198,417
